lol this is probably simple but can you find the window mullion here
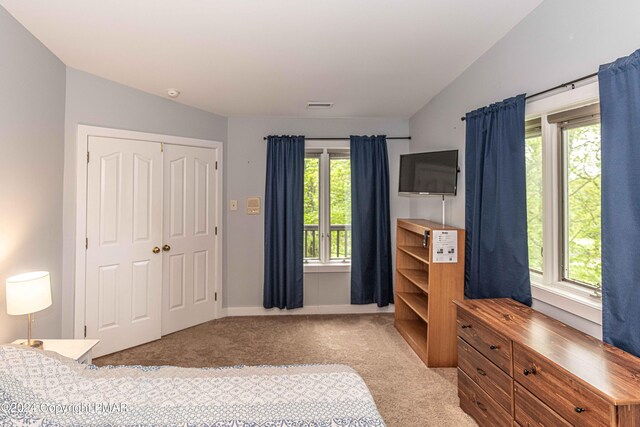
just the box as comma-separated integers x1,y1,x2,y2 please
320,150,331,264
541,117,559,285
560,127,570,281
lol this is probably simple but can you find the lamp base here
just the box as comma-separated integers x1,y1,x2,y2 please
20,340,43,349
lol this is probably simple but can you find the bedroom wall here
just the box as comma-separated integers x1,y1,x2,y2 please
225,117,410,312
408,0,640,338
0,6,66,343
61,68,228,337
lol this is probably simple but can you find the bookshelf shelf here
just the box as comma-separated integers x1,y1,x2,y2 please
398,246,430,264
397,268,429,294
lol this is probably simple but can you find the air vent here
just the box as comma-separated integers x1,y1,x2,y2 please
307,102,334,109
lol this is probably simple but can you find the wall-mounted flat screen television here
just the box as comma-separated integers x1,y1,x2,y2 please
399,150,459,195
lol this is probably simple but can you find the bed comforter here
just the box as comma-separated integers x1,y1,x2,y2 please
0,345,385,426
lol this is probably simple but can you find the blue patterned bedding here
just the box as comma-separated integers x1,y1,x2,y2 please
0,345,385,426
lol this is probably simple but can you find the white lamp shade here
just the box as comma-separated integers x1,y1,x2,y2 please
6,271,52,315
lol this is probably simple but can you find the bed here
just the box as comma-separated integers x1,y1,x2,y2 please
0,344,385,426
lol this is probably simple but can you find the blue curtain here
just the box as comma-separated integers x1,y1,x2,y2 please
465,95,532,306
350,135,393,306
263,135,305,309
599,49,640,357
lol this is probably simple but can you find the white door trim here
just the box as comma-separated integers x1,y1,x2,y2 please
74,125,223,339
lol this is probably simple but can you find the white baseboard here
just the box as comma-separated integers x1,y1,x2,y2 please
220,304,395,318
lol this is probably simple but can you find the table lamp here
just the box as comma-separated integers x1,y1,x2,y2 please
6,271,52,348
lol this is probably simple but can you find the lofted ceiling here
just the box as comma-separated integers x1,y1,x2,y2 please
0,0,542,118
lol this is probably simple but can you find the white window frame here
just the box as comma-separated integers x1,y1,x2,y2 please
304,140,351,273
526,81,602,324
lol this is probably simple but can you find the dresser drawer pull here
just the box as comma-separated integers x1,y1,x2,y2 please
575,407,586,413
461,324,472,329
475,400,488,412
476,367,487,376
489,345,498,350
523,367,537,376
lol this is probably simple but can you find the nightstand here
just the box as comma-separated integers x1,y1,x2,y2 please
12,339,99,364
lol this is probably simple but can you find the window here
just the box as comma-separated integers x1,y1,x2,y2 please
526,90,602,303
561,120,602,288
304,148,351,265
525,119,543,273
329,153,351,261
304,155,321,261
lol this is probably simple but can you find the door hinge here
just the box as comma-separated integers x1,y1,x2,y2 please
161,142,164,152
215,292,217,302
215,161,218,170
87,152,90,163
84,325,87,338
85,238,88,249
215,226,218,235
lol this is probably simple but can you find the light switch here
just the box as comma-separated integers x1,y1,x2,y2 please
230,200,238,211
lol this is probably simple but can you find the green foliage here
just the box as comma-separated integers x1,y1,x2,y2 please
304,158,320,258
304,158,320,226
565,124,601,287
329,159,351,259
303,156,352,260
329,159,351,226
525,135,543,272
525,124,602,289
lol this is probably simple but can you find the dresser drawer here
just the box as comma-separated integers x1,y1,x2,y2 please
513,342,612,426
458,368,512,427
457,309,512,375
514,382,570,427
458,337,513,414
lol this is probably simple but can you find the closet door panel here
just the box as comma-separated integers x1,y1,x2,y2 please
162,144,218,335
86,137,163,357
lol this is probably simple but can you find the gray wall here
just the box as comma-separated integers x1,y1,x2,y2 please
226,117,410,308
0,7,66,343
409,0,640,336
61,68,228,337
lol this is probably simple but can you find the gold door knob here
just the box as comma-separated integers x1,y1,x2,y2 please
162,244,171,252
152,246,161,254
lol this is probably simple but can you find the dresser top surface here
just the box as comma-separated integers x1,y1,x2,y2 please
455,298,640,405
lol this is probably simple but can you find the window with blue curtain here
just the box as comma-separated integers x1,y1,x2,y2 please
263,135,305,309
465,95,532,306
350,135,393,307
599,48,640,357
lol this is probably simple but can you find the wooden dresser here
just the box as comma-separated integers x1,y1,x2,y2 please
454,298,640,426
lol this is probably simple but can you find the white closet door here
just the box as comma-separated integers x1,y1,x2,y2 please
162,144,218,335
85,137,163,357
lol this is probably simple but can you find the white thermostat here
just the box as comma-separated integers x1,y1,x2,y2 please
247,197,261,215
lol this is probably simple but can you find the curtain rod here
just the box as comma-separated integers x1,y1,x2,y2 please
262,136,411,141
460,71,599,122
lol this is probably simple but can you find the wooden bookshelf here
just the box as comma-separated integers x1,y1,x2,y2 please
395,219,465,367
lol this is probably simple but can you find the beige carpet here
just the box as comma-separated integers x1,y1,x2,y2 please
95,313,476,427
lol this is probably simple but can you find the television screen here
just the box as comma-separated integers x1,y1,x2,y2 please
399,150,459,195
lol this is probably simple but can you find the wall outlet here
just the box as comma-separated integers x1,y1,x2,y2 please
230,200,238,211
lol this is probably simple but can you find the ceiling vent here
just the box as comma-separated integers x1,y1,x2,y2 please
307,102,334,109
